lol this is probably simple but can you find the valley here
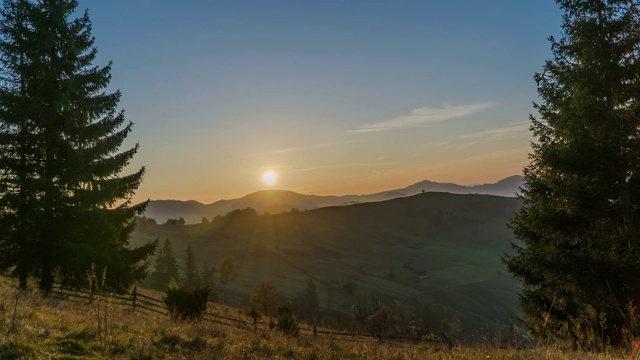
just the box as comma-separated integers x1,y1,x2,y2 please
133,192,522,337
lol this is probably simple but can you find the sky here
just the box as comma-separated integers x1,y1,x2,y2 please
81,0,563,204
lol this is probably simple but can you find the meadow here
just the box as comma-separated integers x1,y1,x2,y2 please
0,276,631,359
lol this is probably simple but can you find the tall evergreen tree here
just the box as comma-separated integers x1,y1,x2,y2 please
184,242,200,288
0,0,39,290
504,0,640,348
147,238,179,290
0,0,157,293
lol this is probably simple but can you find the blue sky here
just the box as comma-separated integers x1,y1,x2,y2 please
82,1,562,203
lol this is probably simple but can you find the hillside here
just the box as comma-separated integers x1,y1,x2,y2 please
144,175,523,223
133,192,522,336
0,276,620,359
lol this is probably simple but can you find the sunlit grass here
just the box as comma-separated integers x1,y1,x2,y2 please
0,276,632,359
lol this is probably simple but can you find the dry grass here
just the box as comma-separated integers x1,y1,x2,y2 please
0,277,634,359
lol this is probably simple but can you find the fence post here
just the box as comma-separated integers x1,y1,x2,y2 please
132,286,137,310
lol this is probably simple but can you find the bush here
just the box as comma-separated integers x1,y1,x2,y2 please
163,286,210,321
367,305,401,339
276,305,299,336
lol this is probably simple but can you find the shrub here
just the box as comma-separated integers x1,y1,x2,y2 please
367,305,401,339
276,305,300,336
163,286,210,321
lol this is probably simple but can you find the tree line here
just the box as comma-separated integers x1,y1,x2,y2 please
144,238,237,303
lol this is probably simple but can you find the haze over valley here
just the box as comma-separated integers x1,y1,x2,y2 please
145,175,523,223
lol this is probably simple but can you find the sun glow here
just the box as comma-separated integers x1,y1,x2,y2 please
262,171,277,186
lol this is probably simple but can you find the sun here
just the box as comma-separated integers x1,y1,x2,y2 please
262,171,277,186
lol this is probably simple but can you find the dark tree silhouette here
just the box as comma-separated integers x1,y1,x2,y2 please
184,242,200,288
147,239,179,290
0,0,157,293
504,0,640,348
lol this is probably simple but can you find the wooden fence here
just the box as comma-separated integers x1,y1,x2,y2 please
51,283,443,344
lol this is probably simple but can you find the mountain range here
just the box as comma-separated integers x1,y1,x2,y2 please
144,175,523,223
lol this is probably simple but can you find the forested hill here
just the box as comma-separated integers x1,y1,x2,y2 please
133,192,522,335
144,175,523,223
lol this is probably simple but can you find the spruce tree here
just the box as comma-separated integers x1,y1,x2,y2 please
147,238,179,290
0,0,39,290
184,242,200,288
504,0,640,348
0,0,157,293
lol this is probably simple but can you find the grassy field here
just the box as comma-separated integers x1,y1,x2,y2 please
132,193,524,337
0,276,633,359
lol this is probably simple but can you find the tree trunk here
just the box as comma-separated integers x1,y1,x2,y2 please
622,178,638,255
40,252,53,295
18,266,27,290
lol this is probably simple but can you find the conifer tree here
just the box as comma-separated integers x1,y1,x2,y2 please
147,239,179,290
504,0,640,348
0,0,39,290
0,0,157,293
184,242,200,288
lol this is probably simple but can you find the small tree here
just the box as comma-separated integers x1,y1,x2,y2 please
215,254,236,304
292,279,319,322
147,238,179,290
247,306,261,332
251,281,281,318
277,305,300,336
184,242,200,288
367,305,401,340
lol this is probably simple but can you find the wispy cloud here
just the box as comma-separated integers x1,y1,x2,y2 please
259,141,356,155
458,122,529,141
444,122,530,150
348,102,495,134
292,161,397,173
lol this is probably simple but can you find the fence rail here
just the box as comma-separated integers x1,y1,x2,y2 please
51,282,443,345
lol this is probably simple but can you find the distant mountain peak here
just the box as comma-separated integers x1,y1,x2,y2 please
493,175,524,185
144,176,522,223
